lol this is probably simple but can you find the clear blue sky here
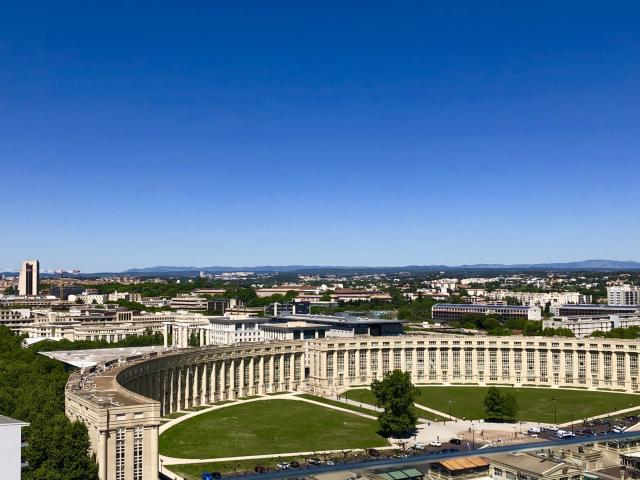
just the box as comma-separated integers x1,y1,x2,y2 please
1,2,639,272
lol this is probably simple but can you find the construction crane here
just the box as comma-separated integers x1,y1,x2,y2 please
52,269,81,300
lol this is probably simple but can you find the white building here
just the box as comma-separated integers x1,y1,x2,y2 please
608,285,640,306
18,259,39,296
543,314,640,338
260,321,329,341
0,415,28,480
68,292,108,305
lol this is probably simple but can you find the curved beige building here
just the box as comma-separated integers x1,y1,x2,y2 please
66,335,640,479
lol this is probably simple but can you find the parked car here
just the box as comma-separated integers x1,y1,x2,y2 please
253,466,267,473
276,462,290,470
429,441,442,447
413,442,425,450
449,438,462,445
528,426,541,434
368,449,381,457
308,458,324,465
289,461,301,468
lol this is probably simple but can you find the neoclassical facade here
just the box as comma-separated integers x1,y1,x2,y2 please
66,335,640,479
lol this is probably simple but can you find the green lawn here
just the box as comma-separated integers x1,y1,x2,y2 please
159,399,387,459
297,394,378,416
343,386,640,423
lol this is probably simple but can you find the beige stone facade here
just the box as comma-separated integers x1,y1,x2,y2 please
66,335,640,479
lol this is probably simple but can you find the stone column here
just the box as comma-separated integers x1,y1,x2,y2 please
239,358,245,397
249,357,255,395
176,367,183,411
269,355,275,393
289,353,296,390
98,431,108,480
184,367,191,409
163,323,169,348
145,425,159,480
279,354,286,390
200,328,205,347
625,352,632,391
201,363,208,405
210,362,216,402
220,361,226,400
259,356,265,394
299,353,306,386
229,359,236,399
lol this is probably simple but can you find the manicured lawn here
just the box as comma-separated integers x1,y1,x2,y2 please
343,386,640,423
297,394,378,416
159,399,387,459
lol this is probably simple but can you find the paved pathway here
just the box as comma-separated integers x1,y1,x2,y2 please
558,405,640,428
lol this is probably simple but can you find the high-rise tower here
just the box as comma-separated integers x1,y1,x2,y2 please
18,259,39,296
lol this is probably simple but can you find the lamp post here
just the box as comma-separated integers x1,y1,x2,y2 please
571,412,574,434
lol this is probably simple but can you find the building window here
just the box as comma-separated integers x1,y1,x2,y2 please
133,426,143,480
115,428,125,480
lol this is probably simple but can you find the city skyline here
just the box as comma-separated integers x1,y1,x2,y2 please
2,2,639,271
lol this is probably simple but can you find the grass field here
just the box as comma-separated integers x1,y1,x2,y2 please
343,386,640,423
159,399,387,459
297,394,378,416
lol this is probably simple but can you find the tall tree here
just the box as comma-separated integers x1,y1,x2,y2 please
371,370,419,437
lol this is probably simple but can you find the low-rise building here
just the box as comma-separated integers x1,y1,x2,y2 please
557,305,640,317
432,304,541,322
169,295,210,310
543,314,640,338
487,452,582,480
427,457,490,480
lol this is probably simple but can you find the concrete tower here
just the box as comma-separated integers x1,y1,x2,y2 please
18,259,39,296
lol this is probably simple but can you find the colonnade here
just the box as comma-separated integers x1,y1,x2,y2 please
118,342,306,416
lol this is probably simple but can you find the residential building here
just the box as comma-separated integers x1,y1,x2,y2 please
487,452,582,479
0,415,29,480
331,288,392,302
169,294,210,310
608,286,640,306
18,259,39,296
67,334,640,478
543,314,640,338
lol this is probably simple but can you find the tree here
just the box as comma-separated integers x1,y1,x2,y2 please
0,326,98,480
371,370,418,437
483,387,518,421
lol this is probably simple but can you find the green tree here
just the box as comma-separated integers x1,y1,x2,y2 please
371,370,418,437
0,326,98,480
483,387,518,421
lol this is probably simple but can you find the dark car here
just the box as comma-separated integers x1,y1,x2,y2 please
368,448,381,457
308,458,323,465
289,461,301,469
450,438,462,445
253,466,267,473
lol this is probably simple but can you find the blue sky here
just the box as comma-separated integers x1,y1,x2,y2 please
1,2,639,272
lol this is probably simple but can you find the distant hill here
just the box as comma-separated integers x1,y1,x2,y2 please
121,259,640,275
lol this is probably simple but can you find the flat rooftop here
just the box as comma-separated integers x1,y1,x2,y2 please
261,321,330,330
278,314,406,325
41,346,174,368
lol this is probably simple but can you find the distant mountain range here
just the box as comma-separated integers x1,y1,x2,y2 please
121,260,640,275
